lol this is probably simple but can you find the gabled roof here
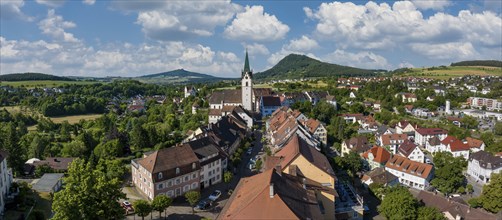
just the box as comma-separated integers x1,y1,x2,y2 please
344,136,371,153
209,89,242,104
442,136,470,152
417,191,498,220
469,151,502,170
385,155,433,179
269,134,335,177
301,118,322,134
362,167,398,185
428,136,441,146
381,133,408,146
398,140,419,157
465,137,484,149
137,145,199,174
362,146,391,164
33,157,76,171
218,169,323,220
262,96,282,107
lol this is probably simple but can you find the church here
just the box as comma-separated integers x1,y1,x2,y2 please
208,51,273,126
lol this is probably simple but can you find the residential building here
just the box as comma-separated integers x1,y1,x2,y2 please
264,134,336,219
208,105,253,128
0,150,13,216
362,146,391,170
416,191,498,220
184,86,196,98
260,96,282,117
32,173,64,193
442,136,470,159
415,127,448,146
385,155,434,190
305,91,329,105
397,140,424,163
426,136,445,154
467,151,502,184
467,97,502,111
326,95,337,109
341,136,371,156
465,137,485,152
361,167,399,187
339,113,363,124
378,133,408,154
395,92,417,103
218,169,327,220
301,118,328,146
395,120,416,136
131,145,201,200
183,137,226,189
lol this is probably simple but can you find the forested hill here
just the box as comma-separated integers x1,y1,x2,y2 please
451,60,502,67
254,54,383,80
0,73,73,81
137,69,233,84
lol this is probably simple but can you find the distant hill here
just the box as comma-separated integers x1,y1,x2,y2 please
0,73,73,81
254,54,382,80
136,69,234,84
451,60,502,68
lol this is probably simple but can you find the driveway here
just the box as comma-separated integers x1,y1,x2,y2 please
465,174,484,197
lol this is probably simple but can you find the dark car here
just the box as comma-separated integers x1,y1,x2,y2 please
194,199,213,211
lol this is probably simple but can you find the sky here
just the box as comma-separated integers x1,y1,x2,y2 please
1,0,501,78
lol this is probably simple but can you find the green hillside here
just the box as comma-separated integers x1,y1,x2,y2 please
0,72,73,81
451,60,502,68
254,54,382,80
137,69,234,84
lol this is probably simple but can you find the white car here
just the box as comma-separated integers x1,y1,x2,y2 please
208,190,222,201
425,158,432,164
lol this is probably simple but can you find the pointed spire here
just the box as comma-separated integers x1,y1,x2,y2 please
243,49,250,73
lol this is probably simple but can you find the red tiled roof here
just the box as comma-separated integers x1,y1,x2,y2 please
362,146,391,164
381,134,408,146
442,136,470,152
398,140,419,157
385,155,433,179
465,137,484,149
415,127,448,136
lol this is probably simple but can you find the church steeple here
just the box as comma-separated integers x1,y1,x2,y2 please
243,50,251,74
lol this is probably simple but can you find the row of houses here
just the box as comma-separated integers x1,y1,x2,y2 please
131,109,249,200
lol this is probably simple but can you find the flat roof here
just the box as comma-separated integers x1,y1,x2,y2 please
32,173,64,192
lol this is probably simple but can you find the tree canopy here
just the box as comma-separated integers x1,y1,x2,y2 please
431,152,466,194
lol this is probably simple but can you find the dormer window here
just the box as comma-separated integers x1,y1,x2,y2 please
158,172,163,180
192,163,196,170
176,167,180,175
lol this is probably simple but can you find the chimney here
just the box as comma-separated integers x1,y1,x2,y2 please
269,183,274,198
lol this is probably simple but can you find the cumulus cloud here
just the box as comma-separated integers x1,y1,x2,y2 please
304,1,502,60
0,0,33,21
284,36,319,51
0,36,243,77
38,10,80,43
409,42,478,60
131,1,241,41
323,50,390,69
83,0,95,5
224,5,289,42
242,43,269,55
36,0,65,7
410,0,450,10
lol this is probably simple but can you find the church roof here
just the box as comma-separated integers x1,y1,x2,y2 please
209,89,242,104
243,50,251,73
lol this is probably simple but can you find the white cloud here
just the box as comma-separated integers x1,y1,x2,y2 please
83,0,95,5
36,0,65,7
284,36,319,52
411,0,450,10
0,36,243,77
409,42,478,60
398,61,415,68
224,5,289,42
132,1,241,41
305,1,502,60
0,0,33,21
323,50,390,69
38,9,80,43
243,43,269,55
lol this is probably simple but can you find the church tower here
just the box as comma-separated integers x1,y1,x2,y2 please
241,50,253,112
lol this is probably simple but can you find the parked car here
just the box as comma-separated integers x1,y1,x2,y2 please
250,155,260,163
121,200,134,213
195,199,213,211
425,158,432,164
208,190,222,201
248,161,255,170
246,148,253,155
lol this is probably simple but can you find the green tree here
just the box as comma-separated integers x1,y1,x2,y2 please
461,116,479,129
152,195,172,219
185,190,201,214
255,159,263,171
417,206,446,220
378,186,417,220
224,171,233,190
133,200,152,220
2,122,25,176
52,159,125,219
466,184,474,195
478,171,502,213
494,122,502,135
431,152,466,194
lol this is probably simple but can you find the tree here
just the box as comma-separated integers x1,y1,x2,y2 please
224,171,233,190
478,171,502,213
431,152,466,194
152,195,172,219
495,122,502,136
2,122,25,176
378,186,417,220
457,186,465,194
466,184,474,195
52,159,125,219
185,190,201,214
417,206,446,220
461,116,479,129
133,200,152,220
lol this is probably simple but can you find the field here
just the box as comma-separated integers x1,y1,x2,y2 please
1,106,102,125
216,81,328,90
0,80,99,88
398,66,502,79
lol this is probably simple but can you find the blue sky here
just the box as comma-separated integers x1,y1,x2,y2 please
1,0,501,77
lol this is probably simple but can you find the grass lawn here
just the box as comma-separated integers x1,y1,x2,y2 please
399,66,502,79
0,80,99,89
49,114,103,124
28,192,53,220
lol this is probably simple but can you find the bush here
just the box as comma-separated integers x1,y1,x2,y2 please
468,198,481,208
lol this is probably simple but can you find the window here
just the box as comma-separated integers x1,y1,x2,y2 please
192,163,196,170
216,160,219,165
167,190,174,197
191,182,198,189
168,180,173,187
192,173,197,179
176,167,180,175
184,175,189,182
183,185,190,192
158,183,164,190
201,174,204,180
176,178,181,185
158,172,163,180
246,82,248,87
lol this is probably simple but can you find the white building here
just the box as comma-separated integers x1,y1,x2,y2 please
397,140,425,163
184,137,227,189
0,150,13,216
184,86,196,98
468,97,502,111
467,151,502,184
414,127,448,146
385,155,434,190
